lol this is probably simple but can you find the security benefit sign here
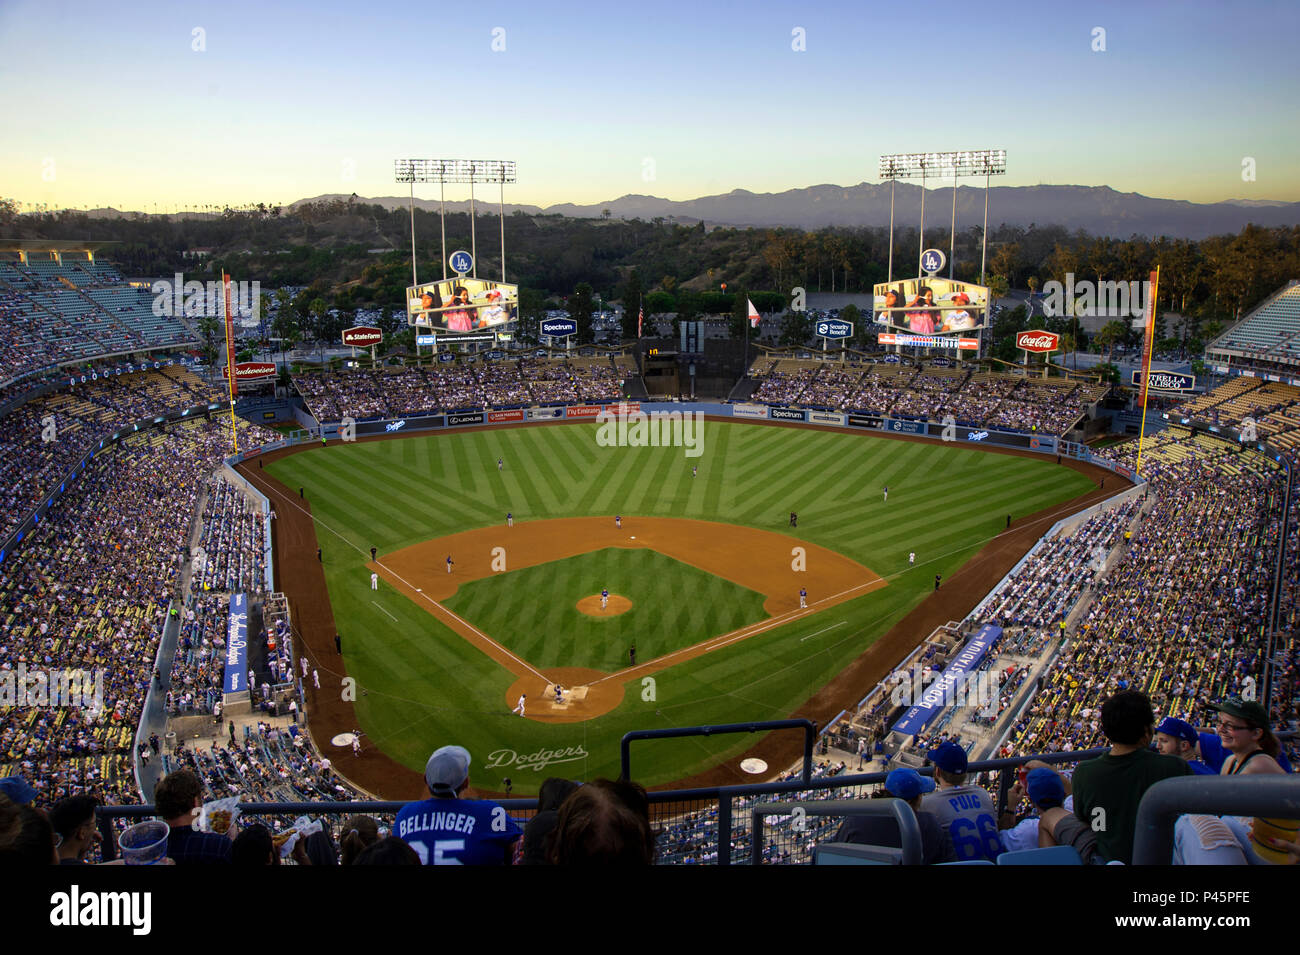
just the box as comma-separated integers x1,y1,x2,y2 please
1131,369,1195,393
815,318,853,339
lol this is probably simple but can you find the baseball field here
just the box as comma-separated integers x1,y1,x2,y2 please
245,418,1108,797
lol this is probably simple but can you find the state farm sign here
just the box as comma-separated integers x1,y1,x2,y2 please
223,361,277,383
1016,330,1060,353
341,325,383,346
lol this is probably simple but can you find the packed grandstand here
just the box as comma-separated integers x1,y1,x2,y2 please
0,250,1296,868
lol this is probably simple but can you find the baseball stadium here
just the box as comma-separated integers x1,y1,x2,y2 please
2,8,1299,892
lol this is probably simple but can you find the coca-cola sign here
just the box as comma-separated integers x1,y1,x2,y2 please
1016,330,1060,353
341,325,383,346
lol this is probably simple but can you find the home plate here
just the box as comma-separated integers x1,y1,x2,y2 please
740,758,768,774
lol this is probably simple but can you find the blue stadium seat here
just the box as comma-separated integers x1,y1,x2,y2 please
996,846,1083,865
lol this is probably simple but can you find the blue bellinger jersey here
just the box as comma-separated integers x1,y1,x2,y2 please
395,796,522,865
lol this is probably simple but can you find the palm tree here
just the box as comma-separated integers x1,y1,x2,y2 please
1096,320,1126,363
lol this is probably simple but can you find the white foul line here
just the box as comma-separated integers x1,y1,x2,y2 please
800,621,847,642
371,601,398,622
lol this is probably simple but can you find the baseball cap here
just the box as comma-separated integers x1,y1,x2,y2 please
425,745,471,795
1154,716,1198,744
1025,768,1065,807
927,741,968,774
0,775,37,805
1212,698,1270,730
884,768,935,801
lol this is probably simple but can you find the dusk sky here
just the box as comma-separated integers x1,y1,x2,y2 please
3,0,1298,213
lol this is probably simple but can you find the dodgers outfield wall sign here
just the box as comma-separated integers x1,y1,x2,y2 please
770,407,806,421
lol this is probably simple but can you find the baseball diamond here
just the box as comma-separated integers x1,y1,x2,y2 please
241,417,1111,797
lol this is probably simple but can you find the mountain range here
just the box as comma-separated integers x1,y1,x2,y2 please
288,182,1300,240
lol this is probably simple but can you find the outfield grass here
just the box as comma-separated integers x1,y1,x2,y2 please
444,548,767,671
267,420,1096,792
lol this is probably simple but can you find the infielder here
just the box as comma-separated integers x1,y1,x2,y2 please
799,587,807,609
601,588,609,610
507,512,513,527
615,515,622,529
370,572,379,590
513,694,526,716
446,555,454,574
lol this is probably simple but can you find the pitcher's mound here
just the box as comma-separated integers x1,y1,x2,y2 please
576,594,632,617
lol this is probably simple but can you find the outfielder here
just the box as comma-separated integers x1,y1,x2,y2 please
370,572,378,590
909,552,915,566
883,485,889,503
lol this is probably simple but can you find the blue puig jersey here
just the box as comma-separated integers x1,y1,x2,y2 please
921,785,1001,861
395,796,521,865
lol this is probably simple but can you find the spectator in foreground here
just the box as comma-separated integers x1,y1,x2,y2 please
921,741,1000,862
549,778,656,866
49,795,100,865
522,777,581,865
0,793,57,866
1070,690,1191,864
339,815,380,865
1153,717,1217,775
231,824,279,866
353,838,421,865
834,768,956,864
155,769,232,865
394,745,521,865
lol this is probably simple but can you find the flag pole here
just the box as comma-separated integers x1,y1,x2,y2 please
1134,265,1160,478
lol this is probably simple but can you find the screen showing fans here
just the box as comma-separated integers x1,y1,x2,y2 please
407,278,519,332
872,278,988,336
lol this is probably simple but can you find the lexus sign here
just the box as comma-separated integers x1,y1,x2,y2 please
1016,330,1060,353
342,325,383,347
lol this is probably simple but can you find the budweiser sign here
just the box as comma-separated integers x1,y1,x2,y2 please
341,325,383,346
222,361,277,382
1016,330,1060,353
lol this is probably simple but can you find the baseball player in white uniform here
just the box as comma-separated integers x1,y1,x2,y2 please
352,736,361,758
513,694,526,716
909,552,915,566
601,588,609,610
371,572,379,590
312,668,320,689
883,485,889,502
799,587,807,609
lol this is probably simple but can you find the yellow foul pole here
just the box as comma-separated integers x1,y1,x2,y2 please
222,272,239,455
1134,265,1160,477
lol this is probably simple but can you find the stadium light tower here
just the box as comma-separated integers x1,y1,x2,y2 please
878,150,1006,282
394,159,517,286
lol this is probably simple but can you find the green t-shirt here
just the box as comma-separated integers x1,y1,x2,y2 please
1072,748,1192,864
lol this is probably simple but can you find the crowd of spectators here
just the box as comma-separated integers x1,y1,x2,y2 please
0,415,278,809
292,355,630,422
189,476,267,595
747,358,1108,434
1003,430,1284,761
0,367,223,540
